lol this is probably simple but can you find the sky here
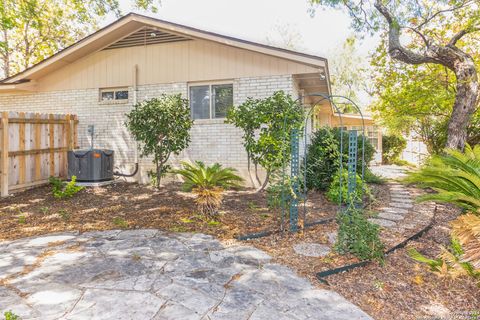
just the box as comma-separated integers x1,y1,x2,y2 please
112,0,379,60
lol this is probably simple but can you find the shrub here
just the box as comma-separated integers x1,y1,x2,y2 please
173,161,243,217
49,176,84,199
125,94,193,189
305,127,375,191
335,207,384,262
226,91,304,191
406,144,480,213
326,169,370,204
382,134,407,164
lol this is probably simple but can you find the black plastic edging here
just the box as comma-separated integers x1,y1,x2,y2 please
235,217,335,241
316,215,436,283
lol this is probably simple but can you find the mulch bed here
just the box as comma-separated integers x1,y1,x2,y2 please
0,181,478,319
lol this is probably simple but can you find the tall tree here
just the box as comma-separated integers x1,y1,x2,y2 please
310,0,479,150
370,37,480,154
0,0,159,79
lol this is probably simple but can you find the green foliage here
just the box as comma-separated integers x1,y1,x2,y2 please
266,173,303,210
125,95,193,188
305,127,375,191
382,134,407,164
406,144,480,213
370,37,480,154
363,168,386,184
49,176,83,199
113,217,128,229
335,207,384,262
0,0,160,78
226,91,304,189
173,161,243,192
39,207,49,215
3,311,20,320
326,169,370,204
408,238,480,281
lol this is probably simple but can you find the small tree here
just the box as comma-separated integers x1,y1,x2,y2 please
125,94,193,189
226,91,304,191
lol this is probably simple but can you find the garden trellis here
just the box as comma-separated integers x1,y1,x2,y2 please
280,93,368,233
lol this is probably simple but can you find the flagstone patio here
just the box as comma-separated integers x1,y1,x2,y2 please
0,230,371,320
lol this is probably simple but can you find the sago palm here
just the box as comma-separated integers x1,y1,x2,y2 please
173,161,243,217
406,144,480,214
173,161,243,191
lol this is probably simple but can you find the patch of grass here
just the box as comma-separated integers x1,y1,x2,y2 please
170,225,188,232
247,201,260,210
180,217,194,224
373,280,385,290
131,252,141,261
17,215,26,224
113,217,129,229
58,209,70,221
207,220,220,227
259,214,270,219
39,207,50,215
4,310,20,320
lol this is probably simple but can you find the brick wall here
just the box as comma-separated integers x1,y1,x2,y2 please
0,75,295,185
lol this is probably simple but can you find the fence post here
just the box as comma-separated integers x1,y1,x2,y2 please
1,112,9,197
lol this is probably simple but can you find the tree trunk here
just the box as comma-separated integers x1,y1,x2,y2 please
256,170,271,193
155,159,161,189
446,57,479,150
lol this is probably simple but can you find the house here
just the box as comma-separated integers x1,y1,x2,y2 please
0,13,381,184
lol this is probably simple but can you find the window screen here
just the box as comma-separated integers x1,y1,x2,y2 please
213,84,233,118
190,85,210,120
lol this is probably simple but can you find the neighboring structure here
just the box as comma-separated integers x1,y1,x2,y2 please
0,13,381,183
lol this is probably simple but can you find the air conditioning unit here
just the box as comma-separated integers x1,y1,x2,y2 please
68,149,114,182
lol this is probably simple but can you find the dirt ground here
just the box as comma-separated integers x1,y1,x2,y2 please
0,181,478,319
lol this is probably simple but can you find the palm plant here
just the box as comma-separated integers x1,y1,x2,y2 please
406,144,480,214
406,144,480,282
173,161,243,191
173,161,243,217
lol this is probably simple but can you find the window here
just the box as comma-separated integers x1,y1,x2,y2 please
189,83,233,119
100,88,129,102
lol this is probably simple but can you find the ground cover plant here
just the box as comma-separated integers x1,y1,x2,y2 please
49,176,83,199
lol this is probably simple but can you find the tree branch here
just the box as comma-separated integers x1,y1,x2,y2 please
374,0,438,65
448,27,480,47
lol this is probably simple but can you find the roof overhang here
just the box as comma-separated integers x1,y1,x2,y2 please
1,13,327,85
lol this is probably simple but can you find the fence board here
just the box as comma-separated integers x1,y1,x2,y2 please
0,112,78,196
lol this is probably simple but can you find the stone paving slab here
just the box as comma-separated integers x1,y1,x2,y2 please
0,230,372,320
368,218,397,228
378,211,405,221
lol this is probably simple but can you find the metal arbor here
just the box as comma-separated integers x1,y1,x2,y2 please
281,94,368,233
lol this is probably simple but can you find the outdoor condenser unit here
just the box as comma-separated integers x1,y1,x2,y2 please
68,149,114,182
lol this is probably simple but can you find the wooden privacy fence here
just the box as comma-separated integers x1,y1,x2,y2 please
0,111,78,197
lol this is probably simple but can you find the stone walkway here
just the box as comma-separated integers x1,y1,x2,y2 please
368,182,413,229
0,230,372,320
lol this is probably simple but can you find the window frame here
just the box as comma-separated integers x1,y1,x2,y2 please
188,81,233,120
99,87,129,103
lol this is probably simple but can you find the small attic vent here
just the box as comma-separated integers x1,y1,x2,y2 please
104,27,191,50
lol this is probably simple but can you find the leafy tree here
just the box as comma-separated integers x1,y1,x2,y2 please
382,134,407,164
0,0,160,78
310,0,480,150
370,38,480,154
226,91,304,191
125,94,193,189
